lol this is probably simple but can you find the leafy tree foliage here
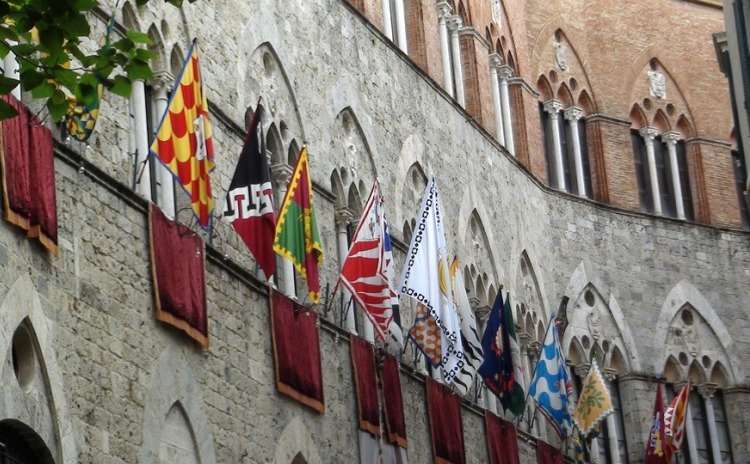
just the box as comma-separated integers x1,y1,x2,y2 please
0,0,193,120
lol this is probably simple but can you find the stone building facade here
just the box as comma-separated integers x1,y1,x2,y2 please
0,0,748,463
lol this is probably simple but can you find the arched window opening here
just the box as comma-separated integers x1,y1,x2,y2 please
159,402,200,464
291,453,308,464
0,420,55,464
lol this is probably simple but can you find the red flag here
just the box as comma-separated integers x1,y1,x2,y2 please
339,181,395,340
645,384,669,464
222,106,276,279
665,383,690,460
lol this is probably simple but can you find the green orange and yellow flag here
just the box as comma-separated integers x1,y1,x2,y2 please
150,40,215,228
273,146,323,303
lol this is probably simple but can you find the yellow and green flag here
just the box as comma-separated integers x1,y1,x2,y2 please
273,146,323,303
572,359,613,435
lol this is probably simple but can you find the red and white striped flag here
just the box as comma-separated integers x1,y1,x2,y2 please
339,181,396,340
665,383,690,457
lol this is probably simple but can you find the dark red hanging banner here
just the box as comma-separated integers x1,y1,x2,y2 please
536,440,563,464
381,354,407,448
485,412,520,464
426,378,465,464
270,288,324,413
149,204,208,348
350,335,380,436
0,94,58,254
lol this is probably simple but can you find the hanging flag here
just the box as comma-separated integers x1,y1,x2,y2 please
645,383,669,464
222,105,276,279
450,257,484,396
572,431,591,464
64,84,102,143
382,220,404,353
478,292,525,416
572,359,613,435
339,181,395,340
664,383,690,459
528,316,574,438
401,177,465,387
150,40,215,228
273,146,324,303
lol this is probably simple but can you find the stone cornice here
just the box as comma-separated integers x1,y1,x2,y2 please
585,113,631,127
685,136,733,149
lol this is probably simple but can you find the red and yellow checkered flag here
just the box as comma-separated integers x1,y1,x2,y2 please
150,40,215,227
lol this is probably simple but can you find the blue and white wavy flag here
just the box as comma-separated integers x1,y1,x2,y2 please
527,315,574,438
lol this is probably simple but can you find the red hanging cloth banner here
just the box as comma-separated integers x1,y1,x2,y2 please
485,411,520,464
426,378,466,464
149,204,208,348
269,288,325,413
350,335,380,436
536,440,563,464
381,353,407,448
0,94,58,254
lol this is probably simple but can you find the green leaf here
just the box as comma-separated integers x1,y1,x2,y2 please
0,76,19,94
46,97,68,121
0,26,19,42
0,42,10,59
31,81,55,99
20,69,45,90
125,60,152,80
12,43,37,56
126,31,150,45
39,27,63,54
112,38,135,52
0,100,18,120
72,0,97,10
109,75,131,97
62,13,90,37
134,48,153,61
51,88,66,105
77,81,98,107
53,67,77,90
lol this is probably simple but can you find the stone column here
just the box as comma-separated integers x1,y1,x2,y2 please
498,65,515,156
603,370,623,464
335,207,357,333
4,43,19,99
680,382,700,464
564,106,587,197
132,80,152,200
448,15,465,106
152,71,176,218
394,0,408,53
618,374,660,463
723,386,750,463
663,131,686,219
489,54,506,146
639,127,662,215
543,100,566,191
436,1,454,97
382,0,394,40
518,333,533,431
699,383,724,464
271,162,296,297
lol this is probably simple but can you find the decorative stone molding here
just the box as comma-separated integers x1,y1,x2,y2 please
639,126,660,140
151,70,175,93
497,64,514,80
334,207,354,226
647,70,667,99
436,0,453,20
662,131,681,144
603,367,618,382
574,364,591,379
698,382,718,399
543,99,564,115
564,106,585,122
271,162,293,186
447,15,463,32
489,53,503,70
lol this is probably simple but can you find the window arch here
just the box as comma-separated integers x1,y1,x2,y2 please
159,402,200,464
629,58,702,221
537,30,596,198
0,420,55,464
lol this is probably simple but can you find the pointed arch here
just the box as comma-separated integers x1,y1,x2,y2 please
170,45,185,78
578,90,594,115
630,104,648,130
656,280,740,383
330,107,379,191
537,75,553,102
456,183,503,286
688,360,706,384
663,356,684,383
513,250,549,323
245,43,306,145
141,346,216,464
330,169,345,208
393,134,429,229
121,1,140,31
274,416,322,464
266,123,284,165
711,362,730,387
160,402,200,464
147,24,166,72
676,114,695,138
652,109,671,132
557,82,573,107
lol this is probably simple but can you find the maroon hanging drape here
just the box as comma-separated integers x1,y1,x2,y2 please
485,412,520,464
350,335,380,436
426,378,466,464
536,440,563,464
270,288,324,413
381,354,407,448
149,204,208,348
0,94,58,254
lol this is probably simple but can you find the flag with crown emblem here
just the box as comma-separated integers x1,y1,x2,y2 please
150,40,215,228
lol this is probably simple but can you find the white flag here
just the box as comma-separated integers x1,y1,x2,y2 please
400,178,465,389
450,257,484,395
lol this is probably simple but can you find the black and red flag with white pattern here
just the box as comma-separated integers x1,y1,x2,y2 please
222,106,276,279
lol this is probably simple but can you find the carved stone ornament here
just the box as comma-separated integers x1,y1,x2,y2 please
553,40,568,72
648,70,667,99
587,309,602,341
